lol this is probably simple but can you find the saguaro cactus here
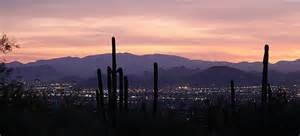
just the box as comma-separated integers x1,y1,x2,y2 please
124,76,129,111
97,69,104,111
153,62,158,116
111,37,117,111
117,68,124,111
262,44,269,104
97,68,106,120
107,66,112,109
230,80,236,107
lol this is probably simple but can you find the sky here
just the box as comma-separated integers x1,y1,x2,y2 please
1,0,300,63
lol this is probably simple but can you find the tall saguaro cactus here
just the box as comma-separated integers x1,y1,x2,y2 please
230,80,236,107
262,44,269,104
97,69,104,111
97,69,106,120
117,68,124,111
107,66,112,109
111,37,117,111
153,62,158,116
124,76,129,111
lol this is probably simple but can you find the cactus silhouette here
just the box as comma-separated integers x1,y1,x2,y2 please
97,68,106,120
153,62,158,117
230,80,236,107
107,66,112,110
267,83,272,103
111,37,117,111
124,76,129,111
117,68,124,111
96,69,104,110
95,73,101,113
262,44,269,104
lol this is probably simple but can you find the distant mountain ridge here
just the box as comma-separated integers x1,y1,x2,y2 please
6,53,300,87
7,53,300,73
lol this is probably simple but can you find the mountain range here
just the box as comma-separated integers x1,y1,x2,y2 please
6,53,300,87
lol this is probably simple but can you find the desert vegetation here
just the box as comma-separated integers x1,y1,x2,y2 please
0,36,299,136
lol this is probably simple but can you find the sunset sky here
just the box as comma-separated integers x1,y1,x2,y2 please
1,0,300,63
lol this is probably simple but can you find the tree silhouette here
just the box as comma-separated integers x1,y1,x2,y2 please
0,33,20,107
0,34,19,54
